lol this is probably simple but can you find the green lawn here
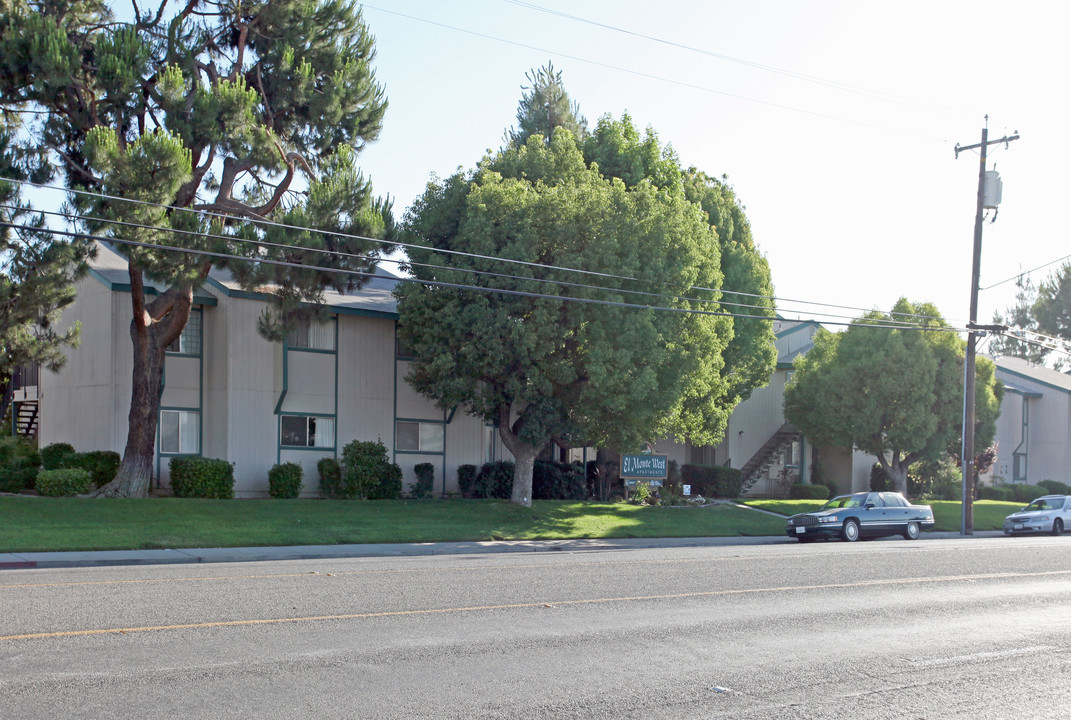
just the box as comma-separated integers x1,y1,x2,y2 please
741,498,1022,532
0,497,789,553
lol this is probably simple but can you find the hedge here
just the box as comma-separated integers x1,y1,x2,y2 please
475,461,513,499
36,468,93,497
268,462,304,499
69,450,120,488
169,457,235,499
41,442,76,470
0,438,40,492
340,439,402,500
317,457,342,498
411,462,435,499
789,483,831,500
457,464,477,497
532,460,587,500
680,464,744,498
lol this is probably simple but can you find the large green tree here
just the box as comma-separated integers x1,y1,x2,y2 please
1033,263,1071,352
784,299,1003,495
0,0,392,496
990,276,1048,364
397,130,732,506
0,115,91,423
581,113,777,408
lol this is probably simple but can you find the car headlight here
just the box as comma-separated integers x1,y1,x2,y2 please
818,515,839,523
1035,516,1049,522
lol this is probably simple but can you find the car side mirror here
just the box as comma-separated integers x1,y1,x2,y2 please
864,503,875,510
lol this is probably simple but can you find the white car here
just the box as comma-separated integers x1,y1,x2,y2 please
1003,495,1071,536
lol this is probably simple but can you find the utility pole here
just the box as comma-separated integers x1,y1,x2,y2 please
954,118,1019,535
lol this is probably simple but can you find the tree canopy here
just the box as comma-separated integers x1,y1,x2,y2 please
0,114,91,423
397,129,733,505
784,299,1003,495
0,0,392,495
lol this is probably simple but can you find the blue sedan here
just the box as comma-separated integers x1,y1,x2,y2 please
786,492,936,542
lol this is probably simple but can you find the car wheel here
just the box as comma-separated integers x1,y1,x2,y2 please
842,519,860,542
903,521,921,540
1053,518,1064,536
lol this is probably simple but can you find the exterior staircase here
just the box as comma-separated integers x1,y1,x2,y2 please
740,421,800,490
15,401,39,437
10,364,39,437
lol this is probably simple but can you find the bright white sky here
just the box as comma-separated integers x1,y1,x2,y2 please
353,0,1069,334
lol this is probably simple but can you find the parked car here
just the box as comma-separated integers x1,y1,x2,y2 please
1002,495,1070,536
785,491,935,542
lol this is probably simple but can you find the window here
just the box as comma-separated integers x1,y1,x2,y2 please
167,310,202,355
484,425,497,464
160,410,199,454
287,318,335,351
280,415,335,448
396,421,444,453
395,330,414,359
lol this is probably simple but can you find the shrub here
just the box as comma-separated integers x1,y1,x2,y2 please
789,483,830,500
411,462,435,499
475,461,513,499
317,457,342,498
1010,483,1047,503
340,439,403,500
41,442,77,470
457,464,477,497
69,450,121,487
980,485,1012,501
1038,480,1071,495
533,461,587,500
680,464,744,498
0,437,41,492
869,464,893,492
268,462,304,499
36,468,93,497
169,457,235,499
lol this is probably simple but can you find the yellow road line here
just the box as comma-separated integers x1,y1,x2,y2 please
3,569,1069,642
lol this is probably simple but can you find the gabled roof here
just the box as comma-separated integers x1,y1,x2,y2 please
991,355,1071,396
88,241,403,318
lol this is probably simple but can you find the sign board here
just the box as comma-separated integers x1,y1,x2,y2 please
621,454,668,480
683,484,691,496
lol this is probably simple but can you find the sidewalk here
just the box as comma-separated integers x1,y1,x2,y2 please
0,531,1004,570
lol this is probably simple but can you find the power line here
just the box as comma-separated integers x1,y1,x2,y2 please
5,179,957,327
502,0,970,117
980,252,1071,291
360,3,944,141
0,218,967,334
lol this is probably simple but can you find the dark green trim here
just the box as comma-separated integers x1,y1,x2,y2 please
997,366,1070,396
90,268,218,306
776,321,819,340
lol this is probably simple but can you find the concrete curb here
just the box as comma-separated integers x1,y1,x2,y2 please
0,531,1006,570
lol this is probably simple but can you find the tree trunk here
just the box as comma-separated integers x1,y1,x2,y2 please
95,328,167,497
496,405,541,507
94,268,195,498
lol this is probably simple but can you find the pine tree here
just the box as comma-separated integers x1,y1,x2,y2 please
506,62,588,148
0,0,392,496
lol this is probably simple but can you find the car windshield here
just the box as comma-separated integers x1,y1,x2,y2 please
822,494,867,510
1024,498,1063,511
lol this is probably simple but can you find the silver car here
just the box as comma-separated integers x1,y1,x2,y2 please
1003,495,1071,536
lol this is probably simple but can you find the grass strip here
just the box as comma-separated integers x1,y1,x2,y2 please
0,497,788,553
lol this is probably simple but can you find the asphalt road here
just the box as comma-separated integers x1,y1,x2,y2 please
2,535,1069,719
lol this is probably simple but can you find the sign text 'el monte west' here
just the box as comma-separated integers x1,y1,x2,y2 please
621,454,668,479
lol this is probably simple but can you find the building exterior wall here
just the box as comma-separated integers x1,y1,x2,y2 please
990,360,1071,487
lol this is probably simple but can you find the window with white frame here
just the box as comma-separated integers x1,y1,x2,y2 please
287,317,335,351
167,309,202,355
280,415,335,448
396,421,444,453
160,410,199,454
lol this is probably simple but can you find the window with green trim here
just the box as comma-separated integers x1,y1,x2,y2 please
281,415,334,448
287,318,335,351
396,421,444,453
160,410,199,454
